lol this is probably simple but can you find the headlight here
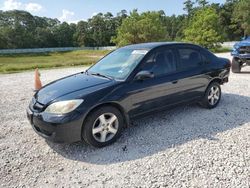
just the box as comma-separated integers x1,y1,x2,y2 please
44,99,84,114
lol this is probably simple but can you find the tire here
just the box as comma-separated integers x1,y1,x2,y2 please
232,57,241,73
82,106,124,148
200,82,221,109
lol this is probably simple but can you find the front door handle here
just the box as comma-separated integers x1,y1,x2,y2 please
172,80,178,84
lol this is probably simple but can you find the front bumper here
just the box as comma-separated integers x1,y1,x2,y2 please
231,53,250,66
26,107,84,143
231,50,250,60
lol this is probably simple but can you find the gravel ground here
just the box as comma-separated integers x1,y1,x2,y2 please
0,53,249,188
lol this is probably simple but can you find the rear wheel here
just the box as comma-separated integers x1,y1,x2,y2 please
232,57,241,73
82,106,124,148
200,82,221,109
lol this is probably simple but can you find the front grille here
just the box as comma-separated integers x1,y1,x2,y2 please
239,46,250,54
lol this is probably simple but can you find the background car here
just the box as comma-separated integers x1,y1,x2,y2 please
27,42,231,147
231,36,250,73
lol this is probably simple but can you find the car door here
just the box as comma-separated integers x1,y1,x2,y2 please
174,45,208,100
127,47,185,117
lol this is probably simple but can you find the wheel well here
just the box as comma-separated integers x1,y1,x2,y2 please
202,78,222,98
209,78,222,86
83,102,129,128
204,78,222,94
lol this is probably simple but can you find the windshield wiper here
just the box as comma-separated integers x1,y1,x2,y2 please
89,72,113,80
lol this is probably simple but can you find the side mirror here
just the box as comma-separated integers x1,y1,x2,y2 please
135,70,154,81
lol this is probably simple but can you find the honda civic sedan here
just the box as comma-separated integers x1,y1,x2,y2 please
27,42,231,147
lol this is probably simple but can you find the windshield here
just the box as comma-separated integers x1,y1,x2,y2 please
87,48,148,80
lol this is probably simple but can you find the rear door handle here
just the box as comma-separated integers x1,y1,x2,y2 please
172,80,178,84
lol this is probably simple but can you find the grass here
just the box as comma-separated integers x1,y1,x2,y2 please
0,50,110,74
211,47,232,53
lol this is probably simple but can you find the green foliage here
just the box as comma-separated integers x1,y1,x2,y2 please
0,10,127,49
184,0,195,15
73,21,88,47
196,0,209,8
218,0,242,41
164,15,186,41
0,10,60,49
53,22,76,47
184,7,223,49
232,0,250,36
73,11,127,47
112,10,166,46
85,12,116,46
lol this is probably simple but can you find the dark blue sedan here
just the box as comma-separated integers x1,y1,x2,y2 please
27,42,231,147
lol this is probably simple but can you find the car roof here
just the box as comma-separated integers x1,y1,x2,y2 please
122,42,199,50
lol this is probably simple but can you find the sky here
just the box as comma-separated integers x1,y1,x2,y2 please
0,0,226,23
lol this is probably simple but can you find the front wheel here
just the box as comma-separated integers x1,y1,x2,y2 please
200,82,221,109
232,57,241,73
82,106,124,148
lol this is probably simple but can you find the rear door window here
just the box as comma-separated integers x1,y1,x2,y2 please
177,48,203,71
200,50,214,64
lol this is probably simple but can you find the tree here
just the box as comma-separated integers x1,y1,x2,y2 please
184,0,195,15
0,10,36,48
112,10,166,46
115,10,128,26
85,13,116,46
53,22,75,47
196,0,209,8
0,31,7,49
0,10,62,49
34,27,56,47
184,7,223,49
73,21,88,46
163,15,186,41
232,0,250,36
218,0,243,41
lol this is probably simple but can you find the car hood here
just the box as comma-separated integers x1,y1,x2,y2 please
235,40,250,47
35,72,112,104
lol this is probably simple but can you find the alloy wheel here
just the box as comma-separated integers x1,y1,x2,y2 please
92,113,119,143
208,86,220,106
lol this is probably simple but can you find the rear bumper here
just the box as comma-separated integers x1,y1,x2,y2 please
26,107,84,143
